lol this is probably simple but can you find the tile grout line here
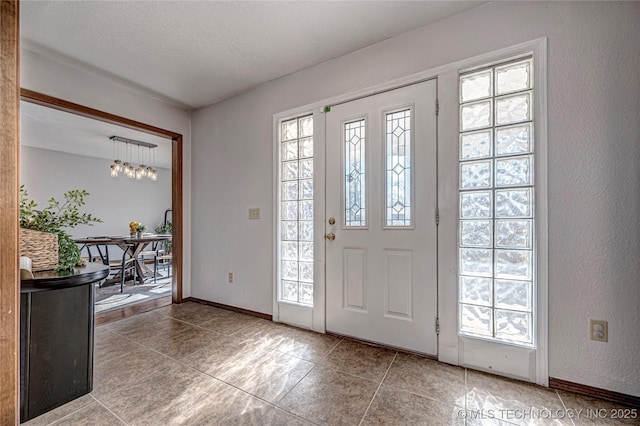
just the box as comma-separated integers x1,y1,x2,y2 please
373,364,467,409
96,335,282,423
555,389,576,426
310,364,382,385
145,338,304,414
219,320,261,336
265,407,322,426
316,337,344,362
110,312,240,347
90,397,130,426
95,306,595,426
272,334,343,364
272,370,321,423
162,311,264,338
94,323,230,402
36,397,96,426
94,308,359,425
358,352,398,426
272,338,344,410
184,358,321,426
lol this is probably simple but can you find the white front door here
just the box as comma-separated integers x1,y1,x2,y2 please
325,80,438,355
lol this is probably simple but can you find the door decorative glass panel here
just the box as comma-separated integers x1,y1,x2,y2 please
385,109,412,227
279,115,314,306
458,58,535,346
344,119,366,227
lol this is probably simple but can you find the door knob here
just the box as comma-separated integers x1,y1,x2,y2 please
325,232,336,241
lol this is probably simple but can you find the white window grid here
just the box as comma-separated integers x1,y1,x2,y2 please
279,114,314,306
458,57,536,346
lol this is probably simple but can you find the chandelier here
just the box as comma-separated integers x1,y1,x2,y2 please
109,136,158,181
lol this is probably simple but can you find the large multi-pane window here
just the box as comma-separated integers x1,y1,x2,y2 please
280,115,314,306
458,58,535,345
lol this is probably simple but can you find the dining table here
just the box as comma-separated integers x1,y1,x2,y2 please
74,234,172,283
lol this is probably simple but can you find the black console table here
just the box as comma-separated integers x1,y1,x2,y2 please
20,263,109,423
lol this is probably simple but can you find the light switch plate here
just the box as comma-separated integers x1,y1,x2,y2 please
249,208,260,220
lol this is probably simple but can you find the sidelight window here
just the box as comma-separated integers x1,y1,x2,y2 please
279,115,314,306
458,58,535,345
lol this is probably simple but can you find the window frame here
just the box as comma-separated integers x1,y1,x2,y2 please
277,113,316,307
457,56,538,347
382,104,416,230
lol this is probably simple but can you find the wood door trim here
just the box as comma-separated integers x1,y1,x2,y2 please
1,1,20,423
19,89,185,305
172,134,183,303
20,88,179,139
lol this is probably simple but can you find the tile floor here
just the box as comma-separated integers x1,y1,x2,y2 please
25,302,638,425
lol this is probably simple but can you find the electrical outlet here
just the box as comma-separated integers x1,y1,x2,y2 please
589,319,608,342
228,272,234,284
249,208,260,220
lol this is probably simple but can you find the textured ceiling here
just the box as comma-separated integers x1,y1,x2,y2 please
21,101,173,169
21,1,483,109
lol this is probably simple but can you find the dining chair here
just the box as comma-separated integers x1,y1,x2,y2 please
136,241,163,283
154,252,172,283
113,244,138,292
81,242,137,292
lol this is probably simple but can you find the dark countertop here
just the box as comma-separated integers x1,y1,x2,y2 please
21,262,109,292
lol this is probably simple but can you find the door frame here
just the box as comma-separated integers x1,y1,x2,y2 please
19,89,185,305
1,3,186,418
1,1,20,422
272,37,547,384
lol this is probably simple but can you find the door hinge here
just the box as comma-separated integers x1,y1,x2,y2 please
435,98,439,115
435,208,440,225
435,317,440,335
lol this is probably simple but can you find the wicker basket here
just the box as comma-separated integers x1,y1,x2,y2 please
19,228,58,272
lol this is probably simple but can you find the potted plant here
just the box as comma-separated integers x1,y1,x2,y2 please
154,220,172,253
20,186,102,271
136,223,147,238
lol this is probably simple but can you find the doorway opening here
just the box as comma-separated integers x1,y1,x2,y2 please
20,89,184,323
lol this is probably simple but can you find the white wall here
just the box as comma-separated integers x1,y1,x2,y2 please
21,48,192,296
191,2,640,396
20,146,171,239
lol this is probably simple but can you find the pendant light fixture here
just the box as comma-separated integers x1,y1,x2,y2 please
145,146,155,180
149,146,158,181
124,142,135,179
110,137,122,177
135,145,144,180
109,136,159,181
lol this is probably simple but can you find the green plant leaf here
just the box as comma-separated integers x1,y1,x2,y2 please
20,186,102,270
